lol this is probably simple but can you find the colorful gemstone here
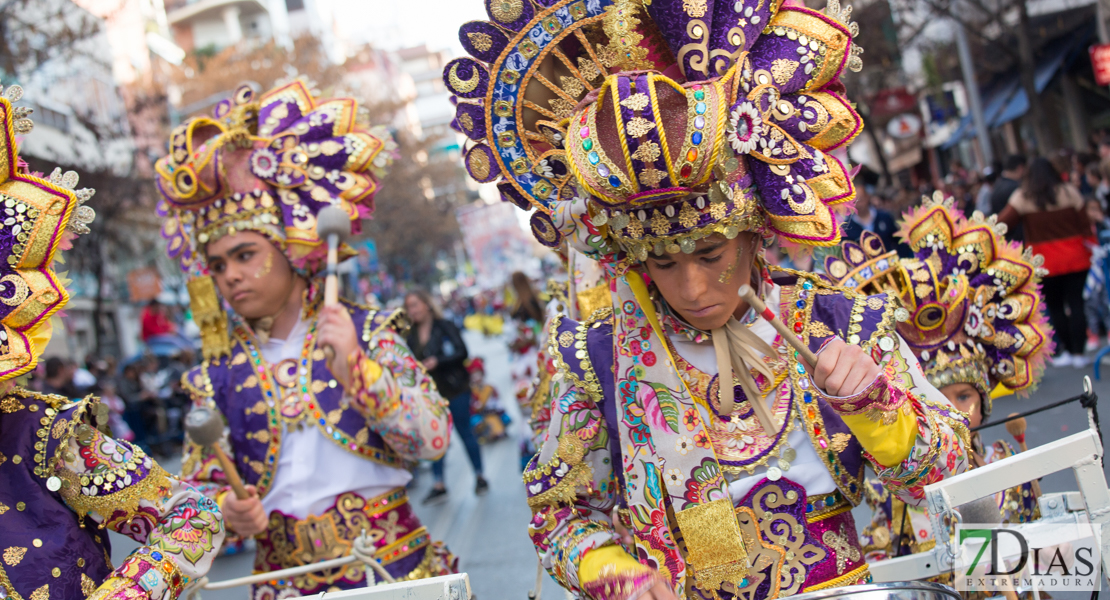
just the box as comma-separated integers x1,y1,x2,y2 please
802,281,813,290
588,151,600,165
804,392,812,403
597,164,610,177
686,148,698,162
608,175,622,187
580,126,590,138
695,102,707,115
694,90,705,101
691,131,703,145
582,138,593,151
796,300,805,308
793,322,803,333
694,115,705,129
680,164,693,178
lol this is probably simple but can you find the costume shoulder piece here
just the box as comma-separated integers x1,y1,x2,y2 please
776,267,901,360
448,0,864,259
351,304,409,344
826,192,1053,398
547,307,613,404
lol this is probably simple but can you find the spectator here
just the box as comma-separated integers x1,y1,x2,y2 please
41,357,77,398
975,163,1000,215
98,380,134,441
404,290,487,503
140,299,177,342
842,168,898,253
991,154,1027,240
999,157,1093,368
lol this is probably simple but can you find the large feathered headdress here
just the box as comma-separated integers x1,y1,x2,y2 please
448,0,863,264
826,193,1054,413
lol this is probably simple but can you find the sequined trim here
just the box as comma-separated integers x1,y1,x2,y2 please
801,563,870,592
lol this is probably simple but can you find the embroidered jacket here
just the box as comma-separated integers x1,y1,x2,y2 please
524,271,970,600
179,300,449,503
0,390,224,600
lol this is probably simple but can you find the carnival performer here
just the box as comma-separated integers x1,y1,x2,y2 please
0,83,225,600
825,194,1051,561
446,0,971,598
157,80,457,597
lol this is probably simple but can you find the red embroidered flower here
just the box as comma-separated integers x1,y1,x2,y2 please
694,431,711,449
642,351,657,366
683,408,699,431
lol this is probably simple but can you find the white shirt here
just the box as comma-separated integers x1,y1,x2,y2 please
667,286,837,503
258,316,412,519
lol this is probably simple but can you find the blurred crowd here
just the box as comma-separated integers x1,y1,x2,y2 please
828,135,1110,370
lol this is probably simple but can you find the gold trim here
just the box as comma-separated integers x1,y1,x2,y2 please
801,563,869,592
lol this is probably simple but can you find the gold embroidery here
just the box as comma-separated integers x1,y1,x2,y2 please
620,93,650,112
559,76,585,97
807,321,834,338
467,148,491,180
51,420,67,439
682,0,708,17
0,503,7,514
29,584,47,600
678,203,699,228
625,117,654,138
489,0,523,23
638,168,666,188
3,547,25,566
558,331,574,348
674,498,749,591
821,522,861,573
80,574,96,597
650,210,670,236
771,59,800,84
231,353,247,366
467,32,493,52
830,432,852,453
866,296,885,310
0,396,23,413
631,140,661,163
242,374,258,389
250,460,265,474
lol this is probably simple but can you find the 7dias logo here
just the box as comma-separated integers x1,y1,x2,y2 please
955,523,1102,592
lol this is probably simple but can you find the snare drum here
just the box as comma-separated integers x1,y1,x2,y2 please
787,581,960,600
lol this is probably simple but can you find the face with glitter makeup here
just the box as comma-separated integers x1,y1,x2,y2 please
642,233,757,331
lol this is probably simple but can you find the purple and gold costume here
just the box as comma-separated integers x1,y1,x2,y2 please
446,0,970,597
154,81,456,598
828,195,1053,563
0,84,224,600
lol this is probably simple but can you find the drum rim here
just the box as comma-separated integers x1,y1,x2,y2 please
792,581,960,600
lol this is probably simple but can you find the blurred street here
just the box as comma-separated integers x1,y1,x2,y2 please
108,328,1110,600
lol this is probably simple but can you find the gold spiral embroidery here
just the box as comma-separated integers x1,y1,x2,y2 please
0,275,29,307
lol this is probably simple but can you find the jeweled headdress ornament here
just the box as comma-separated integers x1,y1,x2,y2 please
448,0,863,261
0,83,96,381
826,193,1053,414
154,81,395,358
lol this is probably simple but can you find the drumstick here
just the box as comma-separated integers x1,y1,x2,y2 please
737,285,819,368
316,206,352,362
185,408,250,500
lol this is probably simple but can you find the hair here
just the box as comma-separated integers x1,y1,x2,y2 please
510,271,544,322
1004,154,1028,172
1023,157,1064,211
45,357,65,379
404,289,443,322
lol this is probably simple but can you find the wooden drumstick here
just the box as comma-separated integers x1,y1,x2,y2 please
185,407,250,500
316,206,352,362
738,284,819,368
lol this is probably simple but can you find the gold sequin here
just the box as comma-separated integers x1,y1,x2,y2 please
77,558,86,567
16,502,25,511
11,455,20,464
52,568,60,578
32,539,42,548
